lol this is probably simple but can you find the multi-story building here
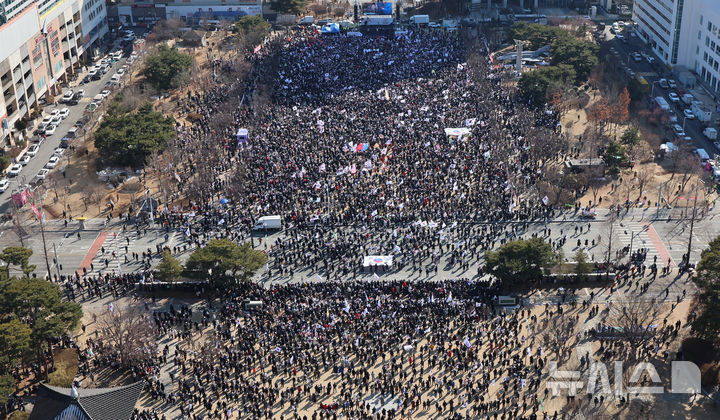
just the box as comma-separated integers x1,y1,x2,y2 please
632,0,684,66
112,0,261,27
677,0,720,93
0,0,108,145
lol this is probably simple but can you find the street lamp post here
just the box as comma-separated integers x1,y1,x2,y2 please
650,80,660,98
684,182,701,271
628,224,649,261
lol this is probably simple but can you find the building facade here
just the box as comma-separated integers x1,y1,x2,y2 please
113,0,260,26
677,0,720,94
632,0,684,66
0,0,108,144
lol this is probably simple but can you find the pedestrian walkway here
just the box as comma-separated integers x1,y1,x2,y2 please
88,230,138,275
615,221,673,267
79,232,109,271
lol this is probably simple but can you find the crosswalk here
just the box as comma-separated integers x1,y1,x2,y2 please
615,221,668,267
87,230,138,275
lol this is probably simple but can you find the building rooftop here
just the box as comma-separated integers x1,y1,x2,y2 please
30,382,144,420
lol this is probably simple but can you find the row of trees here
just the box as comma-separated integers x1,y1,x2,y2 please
484,238,596,285
514,23,599,106
0,247,82,407
156,239,267,288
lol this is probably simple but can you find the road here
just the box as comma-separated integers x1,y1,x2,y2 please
605,26,718,158
3,206,717,302
0,49,130,214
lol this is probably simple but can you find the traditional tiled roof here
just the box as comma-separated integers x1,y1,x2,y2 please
30,381,144,420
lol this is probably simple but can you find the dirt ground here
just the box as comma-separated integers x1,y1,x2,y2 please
558,91,716,212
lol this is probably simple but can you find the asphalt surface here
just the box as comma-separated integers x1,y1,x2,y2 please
0,49,131,213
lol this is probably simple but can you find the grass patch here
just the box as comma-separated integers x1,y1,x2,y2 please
8,411,30,420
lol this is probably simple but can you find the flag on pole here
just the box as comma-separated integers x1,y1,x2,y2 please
30,204,41,219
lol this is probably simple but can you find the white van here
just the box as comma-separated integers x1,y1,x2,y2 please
695,148,710,162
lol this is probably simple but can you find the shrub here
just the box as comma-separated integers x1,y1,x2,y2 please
47,348,78,387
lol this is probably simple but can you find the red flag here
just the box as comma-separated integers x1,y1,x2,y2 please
30,204,41,219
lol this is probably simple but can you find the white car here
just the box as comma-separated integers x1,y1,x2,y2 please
117,68,126,76
668,92,680,102
683,109,695,119
45,156,60,169
672,124,685,137
36,169,50,180
0,178,9,192
44,124,57,135
19,155,31,166
26,144,39,157
53,148,65,156
42,115,53,124
100,90,110,98
62,90,74,102
8,164,22,177
58,108,69,119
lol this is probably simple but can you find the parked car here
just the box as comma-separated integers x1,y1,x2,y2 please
74,89,85,99
27,144,39,157
41,115,52,125
116,68,125,76
53,147,65,156
0,178,9,192
19,155,31,166
67,127,78,138
672,124,686,137
658,78,669,88
45,156,60,169
36,168,49,180
44,124,57,135
61,90,74,102
668,79,677,89
684,109,696,119
100,89,110,98
58,108,69,119
668,92,680,102
8,164,22,177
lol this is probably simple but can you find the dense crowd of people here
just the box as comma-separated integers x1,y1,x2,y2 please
161,27,567,279
14,26,693,420
75,277,683,420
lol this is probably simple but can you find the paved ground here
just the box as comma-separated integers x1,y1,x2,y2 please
0,206,714,304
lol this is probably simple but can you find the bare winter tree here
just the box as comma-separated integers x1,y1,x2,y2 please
633,167,654,202
89,185,106,214
97,305,158,369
